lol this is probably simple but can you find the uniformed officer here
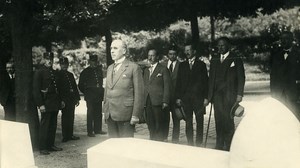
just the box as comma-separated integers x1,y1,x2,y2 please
78,54,106,137
33,52,64,155
58,57,81,142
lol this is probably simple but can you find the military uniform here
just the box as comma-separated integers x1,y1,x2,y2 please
78,62,104,136
33,63,62,152
58,57,81,142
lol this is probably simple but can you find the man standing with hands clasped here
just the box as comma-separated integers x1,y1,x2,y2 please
175,43,208,146
207,37,245,151
143,48,171,141
33,52,64,155
79,54,106,137
58,57,81,142
103,39,144,138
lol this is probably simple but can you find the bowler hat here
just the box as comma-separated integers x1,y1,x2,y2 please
174,106,186,121
230,102,244,118
43,52,54,60
89,54,98,61
59,57,69,64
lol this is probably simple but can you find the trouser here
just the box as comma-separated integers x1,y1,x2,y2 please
161,108,170,141
61,103,75,139
39,110,59,150
170,105,181,143
4,99,16,121
183,101,204,146
145,96,165,141
107,116,134,138
213,92,235,151
86,101,102,134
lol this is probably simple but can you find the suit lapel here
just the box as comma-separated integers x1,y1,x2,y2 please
112,60,127,87
149,63,161,82
106,65,114,88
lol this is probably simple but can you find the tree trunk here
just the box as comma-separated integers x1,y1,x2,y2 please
210,15,215,42
9,0,39,149
105,27,113,66
190,9,199,51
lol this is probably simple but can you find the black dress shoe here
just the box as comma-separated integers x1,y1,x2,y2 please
70,135,80,140
62,138,69,143
87,133,95,137
48,146,63,151
95,131,107,135
40,150,50,155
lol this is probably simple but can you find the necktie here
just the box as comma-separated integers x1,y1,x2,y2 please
283,51,289,60
220,55,225,63
169,62,173,72
189,61,193,69
149,65,154,79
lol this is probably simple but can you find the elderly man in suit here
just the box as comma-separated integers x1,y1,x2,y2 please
207,37,245,151
103,39,144,138
166,45,182,143
58,57,81,142
33,52,64,155
78,54,106,137
175,43,209,146
270,31,300,120
143,48,171,141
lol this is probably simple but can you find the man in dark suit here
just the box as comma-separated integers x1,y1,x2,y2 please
0,60,16,121
143,49,171,141
78,54,106,137
175,43,209,146
103,39,144,138
207,37,245,151
58,57,81,142
270,31,300,120
166,45,181,143
33,52,64,155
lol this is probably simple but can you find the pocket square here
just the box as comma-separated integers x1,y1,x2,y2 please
156,73,162,77
230,62,235,67
122,74,127,77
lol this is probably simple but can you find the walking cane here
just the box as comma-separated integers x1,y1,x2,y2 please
204,103,213,148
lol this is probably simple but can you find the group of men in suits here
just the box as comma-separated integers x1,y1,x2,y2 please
270,31,300,121
103,38,245,151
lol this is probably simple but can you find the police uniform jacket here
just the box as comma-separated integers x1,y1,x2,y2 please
33,66,62,111
78,66,104,102
57,70,80,105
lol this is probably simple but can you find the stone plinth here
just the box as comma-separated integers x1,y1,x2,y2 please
0,120,37,168
87,138,229,168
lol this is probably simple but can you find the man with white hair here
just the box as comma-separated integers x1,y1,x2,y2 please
103,39,144,138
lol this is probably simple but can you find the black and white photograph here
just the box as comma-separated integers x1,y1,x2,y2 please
1,0,300,167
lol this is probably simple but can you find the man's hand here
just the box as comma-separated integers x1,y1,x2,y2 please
203,99,209,106
39,105,46,113
130,116,139,125
176,99,182,107
162,103,168,110
236,95,243,103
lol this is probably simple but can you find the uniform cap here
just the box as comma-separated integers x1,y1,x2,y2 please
43,52,54,60
59,57,69,64
89,54,98,61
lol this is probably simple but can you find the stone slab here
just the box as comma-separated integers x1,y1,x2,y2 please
0,120,37,168
87,138,229,168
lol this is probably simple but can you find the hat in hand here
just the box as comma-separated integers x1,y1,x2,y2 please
59,57,69,64
43,52,54,60
230,102,244,118
174,106,186,121
89,54,98,62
